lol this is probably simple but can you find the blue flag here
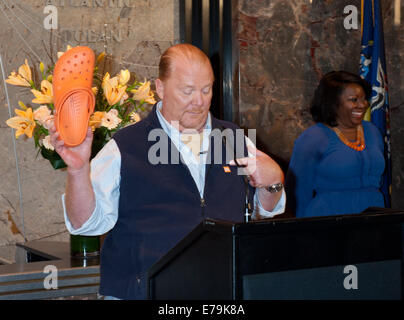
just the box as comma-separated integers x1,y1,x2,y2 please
359,0,392,208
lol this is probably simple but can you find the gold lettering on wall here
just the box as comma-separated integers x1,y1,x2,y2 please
60,27,133,43
44,0,138,8
44,0,142,43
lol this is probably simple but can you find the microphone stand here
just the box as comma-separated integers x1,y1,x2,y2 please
221,133,253,223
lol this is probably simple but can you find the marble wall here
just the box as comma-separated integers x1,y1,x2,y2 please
235,0,404,210
0,0,180,263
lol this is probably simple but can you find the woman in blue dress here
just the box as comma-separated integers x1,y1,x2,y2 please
285,71,386,218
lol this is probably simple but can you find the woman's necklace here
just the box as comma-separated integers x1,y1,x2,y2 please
332,125,365,151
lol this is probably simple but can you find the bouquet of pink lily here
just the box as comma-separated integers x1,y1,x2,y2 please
5,46,157,169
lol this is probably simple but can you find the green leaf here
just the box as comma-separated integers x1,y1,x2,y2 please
91,128,109,159
40,147,67,170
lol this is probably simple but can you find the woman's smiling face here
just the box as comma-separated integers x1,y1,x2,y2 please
336,83,369,129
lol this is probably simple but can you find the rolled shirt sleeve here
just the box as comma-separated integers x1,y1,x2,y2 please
253,188,286,219
63,139,121,236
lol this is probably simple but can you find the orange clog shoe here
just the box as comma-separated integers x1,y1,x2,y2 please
53,46,95,147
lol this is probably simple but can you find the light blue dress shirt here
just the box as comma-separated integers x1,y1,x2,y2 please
63,101,285,235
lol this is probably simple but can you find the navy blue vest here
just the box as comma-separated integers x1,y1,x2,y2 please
99,106,253,299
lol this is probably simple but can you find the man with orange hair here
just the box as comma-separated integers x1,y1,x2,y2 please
51,43,285,300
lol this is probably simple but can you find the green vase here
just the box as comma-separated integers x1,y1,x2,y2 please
70,234,100,258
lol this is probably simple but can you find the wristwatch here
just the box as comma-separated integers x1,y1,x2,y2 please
265,182,284,193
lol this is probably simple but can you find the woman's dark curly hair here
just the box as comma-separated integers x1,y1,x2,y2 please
310,70,372,127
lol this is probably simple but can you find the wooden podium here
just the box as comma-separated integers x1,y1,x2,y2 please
147,208,404,300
